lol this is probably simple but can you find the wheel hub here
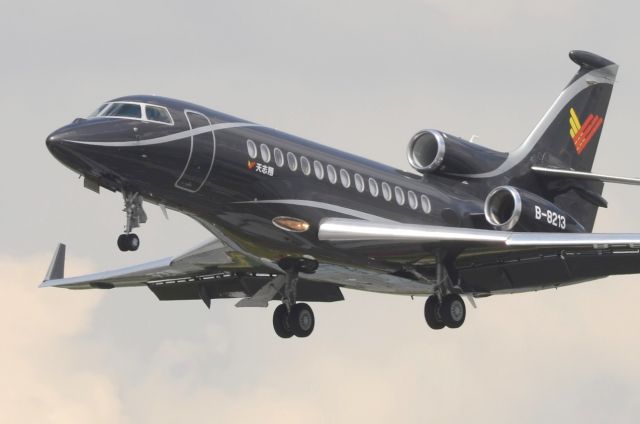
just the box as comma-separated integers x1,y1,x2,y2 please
450,300,464,322
298,310,312,330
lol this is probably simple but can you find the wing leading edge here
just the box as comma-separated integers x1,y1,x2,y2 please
318,218,640,248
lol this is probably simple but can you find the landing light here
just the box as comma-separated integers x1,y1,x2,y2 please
272,216,310,233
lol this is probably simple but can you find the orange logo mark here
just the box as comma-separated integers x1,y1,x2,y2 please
247,160,256,170
569,107,603,155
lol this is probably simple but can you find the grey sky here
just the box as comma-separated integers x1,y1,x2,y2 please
2,0,640,422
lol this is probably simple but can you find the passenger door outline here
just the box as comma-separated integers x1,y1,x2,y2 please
174,110,216,193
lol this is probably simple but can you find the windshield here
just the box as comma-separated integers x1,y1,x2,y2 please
100,103,142,118
87,102,173,125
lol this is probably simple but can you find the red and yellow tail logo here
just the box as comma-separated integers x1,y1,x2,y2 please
247,160,256,170
569,107,603,155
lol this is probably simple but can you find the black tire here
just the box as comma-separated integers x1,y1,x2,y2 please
439,294,466,329
289,303,315,337
117,234,129,251
424,295,445,330
273,304,294,338
127,234,140,251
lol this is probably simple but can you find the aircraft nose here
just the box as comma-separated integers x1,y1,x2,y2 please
46,131,60,149
45,126,77,161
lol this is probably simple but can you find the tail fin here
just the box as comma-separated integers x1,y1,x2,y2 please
501,50,618,176
474,51,618,231
504,51,618,231
521,50,618,173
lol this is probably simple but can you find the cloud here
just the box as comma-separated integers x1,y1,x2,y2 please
0,255,125,423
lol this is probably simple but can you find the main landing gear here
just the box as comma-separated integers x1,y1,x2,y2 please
423,250,467,330
118,191,147,252
272,257,317,339
424,294,466,329
273,303,315,338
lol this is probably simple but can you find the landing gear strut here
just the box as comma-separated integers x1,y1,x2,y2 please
118,191,147,252
272,257,317,339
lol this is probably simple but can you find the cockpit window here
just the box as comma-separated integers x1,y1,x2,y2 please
145,105,173,124
88,101,174,125
100,102,142,118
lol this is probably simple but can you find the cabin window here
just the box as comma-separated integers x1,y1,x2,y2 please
314,160,324,180
247,139,258,159
354,173,365,193
394,186,405,206
368,178,379,197
327,164,337,184
340,169,351,188
408,190,418,210
381,182,392,201
300,156,311,176
421,194,431,214
274,148,285,167
260,144,271,163
145,105,173,124
287,152,298,171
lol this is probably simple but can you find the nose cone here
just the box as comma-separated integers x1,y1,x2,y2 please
45,124,92,175
46,129,63,151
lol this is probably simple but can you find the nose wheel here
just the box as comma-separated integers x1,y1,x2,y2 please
117,233,140,252
118,191,146,252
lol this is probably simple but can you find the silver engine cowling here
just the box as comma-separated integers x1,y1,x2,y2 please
484,186,585,233
407,129,505,175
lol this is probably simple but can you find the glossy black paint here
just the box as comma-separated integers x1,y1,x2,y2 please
46,51,628,295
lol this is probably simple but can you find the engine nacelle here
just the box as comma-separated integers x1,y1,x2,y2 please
484,186,585,233
407,129,505,175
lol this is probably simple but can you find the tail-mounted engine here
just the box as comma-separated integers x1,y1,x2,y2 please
484,186,585,233
407,130,506,176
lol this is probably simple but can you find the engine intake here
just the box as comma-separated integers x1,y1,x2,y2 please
407,129,507,175
484,186,585,233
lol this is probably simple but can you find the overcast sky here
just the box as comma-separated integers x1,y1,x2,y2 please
2,0,640,422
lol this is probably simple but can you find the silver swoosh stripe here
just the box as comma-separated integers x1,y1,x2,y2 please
236,199,399,224
62,122,261,147
454,64,618,178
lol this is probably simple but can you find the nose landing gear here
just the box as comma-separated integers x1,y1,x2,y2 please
118,191,146,252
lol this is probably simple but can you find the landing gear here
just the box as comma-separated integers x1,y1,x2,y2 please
118,191,147,252
424,294,466,330
289,303,315,337
272,302,315,339
271,256,318,339
117,233,140,252
273,304,294,338
440,294,466,328
424,295,445,330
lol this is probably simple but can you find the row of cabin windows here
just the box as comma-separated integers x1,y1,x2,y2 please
246,139,431,214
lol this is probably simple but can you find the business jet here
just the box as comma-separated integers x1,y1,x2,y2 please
42,50,640,338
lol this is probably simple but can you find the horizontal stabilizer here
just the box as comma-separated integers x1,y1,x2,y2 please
532,166,640,185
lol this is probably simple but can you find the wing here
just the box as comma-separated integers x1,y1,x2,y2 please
318,218,640,294
41,238,343,306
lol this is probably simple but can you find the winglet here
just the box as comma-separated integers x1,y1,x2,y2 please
43,243,66,283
